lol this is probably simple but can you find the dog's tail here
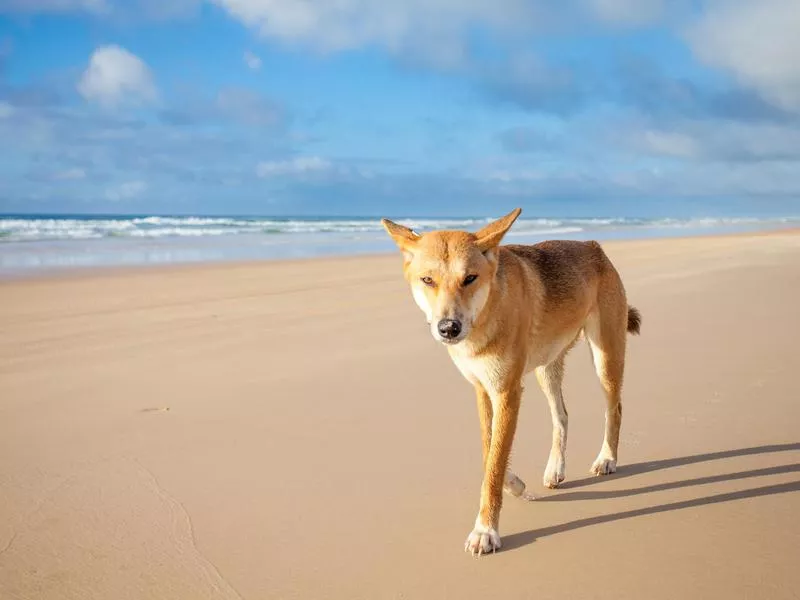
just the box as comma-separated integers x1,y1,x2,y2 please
627,306,642,335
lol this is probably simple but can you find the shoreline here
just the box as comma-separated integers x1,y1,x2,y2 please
3,223,799,283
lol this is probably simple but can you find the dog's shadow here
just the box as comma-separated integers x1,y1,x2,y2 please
502,443,800,552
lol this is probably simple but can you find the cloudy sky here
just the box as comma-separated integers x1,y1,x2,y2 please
0,0,799,217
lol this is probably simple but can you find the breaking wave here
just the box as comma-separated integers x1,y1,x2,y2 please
1,215,798,243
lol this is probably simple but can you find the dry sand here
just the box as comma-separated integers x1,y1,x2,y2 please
1,231,799,599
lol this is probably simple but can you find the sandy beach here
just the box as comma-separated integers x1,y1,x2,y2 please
1,230,799,600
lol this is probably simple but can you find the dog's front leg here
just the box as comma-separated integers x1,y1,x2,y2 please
465,383,521,556
474,383,493,470
476,383,533,501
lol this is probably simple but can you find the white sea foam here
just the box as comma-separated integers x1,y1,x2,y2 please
0,215,797,243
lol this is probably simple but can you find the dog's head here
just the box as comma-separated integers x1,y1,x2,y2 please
381,208,521,345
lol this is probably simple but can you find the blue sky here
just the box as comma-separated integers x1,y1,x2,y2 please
0,0,799,217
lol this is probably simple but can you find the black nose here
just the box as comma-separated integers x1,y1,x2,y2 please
437,319,462,339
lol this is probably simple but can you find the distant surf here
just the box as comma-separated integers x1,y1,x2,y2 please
2,214,798,243
1,214,797,275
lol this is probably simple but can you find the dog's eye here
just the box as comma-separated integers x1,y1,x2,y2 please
421,276,434,286
463,274,478,286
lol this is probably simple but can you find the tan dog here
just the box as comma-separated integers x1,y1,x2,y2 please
382,208,641,556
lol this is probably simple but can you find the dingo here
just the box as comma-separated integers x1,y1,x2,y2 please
382,208,641,556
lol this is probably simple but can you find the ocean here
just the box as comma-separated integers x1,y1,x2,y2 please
1,214,798,276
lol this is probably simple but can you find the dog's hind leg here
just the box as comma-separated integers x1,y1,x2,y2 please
536,356,568,488
584,291,628,476
475,383,533,500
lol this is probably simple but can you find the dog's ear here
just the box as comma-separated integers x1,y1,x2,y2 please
475,208,521,253
381,218,420,260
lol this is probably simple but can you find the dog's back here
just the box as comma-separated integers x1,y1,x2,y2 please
501,239,641,334
504,240,607,297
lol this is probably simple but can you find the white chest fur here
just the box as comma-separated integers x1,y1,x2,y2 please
448,326,582,396
448,345,507,396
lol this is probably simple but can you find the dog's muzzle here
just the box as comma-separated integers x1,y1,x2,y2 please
437,319,462,340
434,318,467,344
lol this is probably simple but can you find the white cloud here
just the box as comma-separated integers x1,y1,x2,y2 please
53,168,87,180
105,180,147,201
636,120,800,162
256,156,332,177
0,0,202,17
686,0,800,112
211,0,534,63
216,87,284,125
243,50,262,70
585,0,665,25
0,0,107,12
0,101,14,119
77,45,157,108
132,0,200,19
482,168,546,182
641,130,698,158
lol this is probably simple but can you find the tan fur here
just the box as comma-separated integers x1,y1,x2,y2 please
382,209,641,556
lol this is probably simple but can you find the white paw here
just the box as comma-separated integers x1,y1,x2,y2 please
590,456,617,476
503,472,537,501
464,523,501,556
543,457,565,489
